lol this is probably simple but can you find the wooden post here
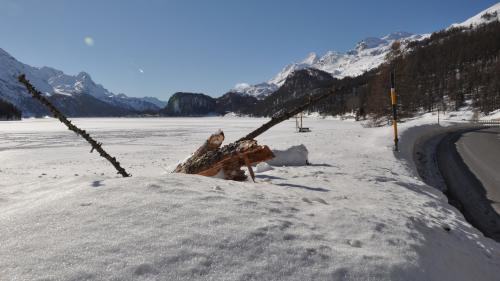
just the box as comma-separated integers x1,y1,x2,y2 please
390,70,399,151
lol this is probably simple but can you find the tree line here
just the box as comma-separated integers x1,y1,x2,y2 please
0,98,22,120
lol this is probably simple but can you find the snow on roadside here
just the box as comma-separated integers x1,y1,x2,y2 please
0,117,498,280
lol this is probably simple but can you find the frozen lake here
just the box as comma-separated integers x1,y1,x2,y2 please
0,117,498,280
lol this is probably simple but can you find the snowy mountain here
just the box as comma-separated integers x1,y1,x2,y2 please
140,96,168,108
231,82,279,100
449,2,500,29
233,32,427,99
0,48,166,116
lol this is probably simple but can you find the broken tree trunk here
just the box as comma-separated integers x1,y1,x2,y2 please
174,88,337,181
192,130,225,158
18,74,131,177
174,136,274,181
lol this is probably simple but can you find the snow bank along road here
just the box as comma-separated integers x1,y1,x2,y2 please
0,118,499,281
436,127,500,241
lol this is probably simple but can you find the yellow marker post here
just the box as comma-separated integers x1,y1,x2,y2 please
390,70,399,151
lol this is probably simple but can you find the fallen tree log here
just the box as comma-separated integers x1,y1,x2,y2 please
174,88,337,181
174,137,274,181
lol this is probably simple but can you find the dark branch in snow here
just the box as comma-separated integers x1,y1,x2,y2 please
18,74,131,178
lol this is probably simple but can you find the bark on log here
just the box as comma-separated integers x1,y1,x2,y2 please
191,130,224,159
222,158,247,181
18,74,131,177
174,130,224,173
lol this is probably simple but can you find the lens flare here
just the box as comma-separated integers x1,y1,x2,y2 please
84,37,94,46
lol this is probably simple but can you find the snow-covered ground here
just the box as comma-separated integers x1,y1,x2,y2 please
0,117,499,280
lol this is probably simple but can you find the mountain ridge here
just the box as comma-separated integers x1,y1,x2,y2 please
232,31,428,100
0,48,167,116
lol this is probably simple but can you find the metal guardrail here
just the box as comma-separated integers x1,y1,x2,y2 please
469,119,500,126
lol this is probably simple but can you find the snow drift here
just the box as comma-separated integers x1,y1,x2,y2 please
267,144,309,166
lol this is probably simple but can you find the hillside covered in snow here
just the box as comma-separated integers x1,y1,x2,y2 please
450,2,500,29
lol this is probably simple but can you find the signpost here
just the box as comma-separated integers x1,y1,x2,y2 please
390,70,399,151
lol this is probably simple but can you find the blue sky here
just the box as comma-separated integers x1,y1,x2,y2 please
0,0,497,100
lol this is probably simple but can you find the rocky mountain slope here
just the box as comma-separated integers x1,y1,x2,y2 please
0,48,166,117
160,92,217,116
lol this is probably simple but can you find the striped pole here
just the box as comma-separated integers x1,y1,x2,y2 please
390,70,399,151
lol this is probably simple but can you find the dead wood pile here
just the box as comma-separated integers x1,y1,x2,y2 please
174,88,335,181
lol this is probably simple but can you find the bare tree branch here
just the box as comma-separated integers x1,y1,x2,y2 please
18,74,131,178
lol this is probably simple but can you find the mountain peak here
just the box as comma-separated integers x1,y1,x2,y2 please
231,82,278,99
76,71,92,80
356,32,413,51
382,31,414,41
356,37,386,50
301,52,318,65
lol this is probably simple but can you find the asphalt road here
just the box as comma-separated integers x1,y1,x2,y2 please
436,127,500,241
457,127,500,212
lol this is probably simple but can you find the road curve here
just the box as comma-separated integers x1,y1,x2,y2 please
436,127,500,241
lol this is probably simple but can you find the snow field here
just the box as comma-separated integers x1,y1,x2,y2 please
0,117,498,280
